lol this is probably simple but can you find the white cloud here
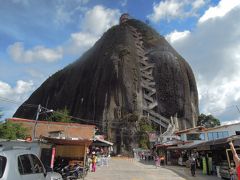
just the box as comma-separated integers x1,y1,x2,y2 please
54,5,73,25
165,30,190,43
65,32,99,55
0,80,35,119
222,119,240,125
192,0,205,9
199,0,240,23
81,5,120,35
0,80,34,98
148,0,206,22
65,5,120,55
53,0,89,26
198,73,240,114
167,2,240,122
8,42,63,63
6,5,120,63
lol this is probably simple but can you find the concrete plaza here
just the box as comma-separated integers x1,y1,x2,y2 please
85,157,220,180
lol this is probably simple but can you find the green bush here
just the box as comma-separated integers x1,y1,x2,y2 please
0,121,28,140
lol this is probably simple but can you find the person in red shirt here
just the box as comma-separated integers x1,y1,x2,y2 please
229,141,240,180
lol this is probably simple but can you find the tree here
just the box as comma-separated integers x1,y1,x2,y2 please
138,117,154,149
0,121,28,140
197,113,221,128
47,107,72,123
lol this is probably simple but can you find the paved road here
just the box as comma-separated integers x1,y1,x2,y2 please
85,158,186,180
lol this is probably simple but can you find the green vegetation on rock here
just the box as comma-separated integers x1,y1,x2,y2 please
138,117,154,149
47,107,72,123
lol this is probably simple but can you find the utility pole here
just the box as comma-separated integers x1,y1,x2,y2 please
32,104,41,140
32,105,53,140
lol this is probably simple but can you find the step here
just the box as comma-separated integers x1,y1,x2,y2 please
135,41,143,47
145,90,156,97
147,110,170,124
136,46,145,52
142,79,155,86
148,116,168,128
142,69,153,76
144,101,158,109
143,94,154,102
141,73,154,80
141,82,156,92
140,64,154,71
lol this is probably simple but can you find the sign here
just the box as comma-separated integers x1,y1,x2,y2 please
148,132,157,142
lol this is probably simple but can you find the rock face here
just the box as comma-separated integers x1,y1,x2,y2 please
14,17,199,151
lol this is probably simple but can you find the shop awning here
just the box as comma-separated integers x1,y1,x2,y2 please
190,135,240,150
92,138,113,147
41,136,92,146
167,143,196,150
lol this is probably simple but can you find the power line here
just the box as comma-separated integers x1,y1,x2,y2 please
0,96,37,108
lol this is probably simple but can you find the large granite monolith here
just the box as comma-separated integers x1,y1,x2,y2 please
14,16,199,152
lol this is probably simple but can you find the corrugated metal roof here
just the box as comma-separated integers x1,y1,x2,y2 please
41,136,92,146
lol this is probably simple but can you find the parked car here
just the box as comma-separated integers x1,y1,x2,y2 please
0,146,62,180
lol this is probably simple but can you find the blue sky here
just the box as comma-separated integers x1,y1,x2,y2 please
1,0,240,125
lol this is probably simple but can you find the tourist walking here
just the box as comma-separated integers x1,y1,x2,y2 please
154,155,160,168
91,152,97,172
229,141,240,180
190,154,196,176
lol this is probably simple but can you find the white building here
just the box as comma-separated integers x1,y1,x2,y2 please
176,122,240,147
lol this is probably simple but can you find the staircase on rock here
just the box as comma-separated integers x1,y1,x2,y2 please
127,24,170,129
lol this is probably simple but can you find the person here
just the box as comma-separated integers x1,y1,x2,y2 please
229,141,240,180
230,167,237,180
190,154,196,176
91,152,97,172
160,155,165,166
154,155,160,168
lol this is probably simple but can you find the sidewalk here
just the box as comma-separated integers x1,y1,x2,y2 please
137,159,220,180
164,165,220,180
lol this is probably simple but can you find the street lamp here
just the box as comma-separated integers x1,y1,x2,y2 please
32,104,53,140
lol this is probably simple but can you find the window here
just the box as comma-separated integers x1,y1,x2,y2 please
186,133,205,140
180,134,185,141
18,155,33,175
207,131,229,140
213,132,218,139
0,156,7,178
218,132,223,138
222,131,229,138
199,133,205,140
30,154,44,174
208,132,213,141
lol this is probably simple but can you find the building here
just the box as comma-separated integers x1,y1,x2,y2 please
176,122,240,145
8,117,95,140
6,118,96,169
161,122,240,176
